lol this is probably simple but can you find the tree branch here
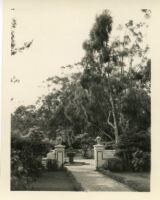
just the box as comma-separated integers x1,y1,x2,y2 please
64,107,72,123
93,123,114,141
101,131,114,141
19,130,33,138
107,111,115,129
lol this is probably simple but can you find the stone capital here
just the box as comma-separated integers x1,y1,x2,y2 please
55,144,65,149
94,144,105,150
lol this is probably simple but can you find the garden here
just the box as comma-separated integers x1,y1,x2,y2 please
11,9,151,191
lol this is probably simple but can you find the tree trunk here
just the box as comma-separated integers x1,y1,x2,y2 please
109,93,119,146
107,73,119,147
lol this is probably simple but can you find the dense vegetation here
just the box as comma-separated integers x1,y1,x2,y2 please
11,9,151,189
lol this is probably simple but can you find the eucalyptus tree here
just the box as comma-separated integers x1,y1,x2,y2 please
36,71,90,146
11,13,33,55
80,9,151,146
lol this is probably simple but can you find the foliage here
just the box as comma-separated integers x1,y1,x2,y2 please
11,175,33,191
11,9,151,179
67,152,75,157
11,15,33,55
11,105,37,136
115,129,151,172
67,152,75,163
80,9,151,146
80,133,95,149
122,88,150,132
11,133,51,190
46,159,58,171
71,139,81,149
103,157,125,172
104,141,116,150
118,130,151,152
11,9,150,149
131,150,150,172
66,147,76,163
72,133,95,157
37,72,94,146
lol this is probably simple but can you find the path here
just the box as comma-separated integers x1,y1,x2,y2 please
65,159,134,191
30,171,81,191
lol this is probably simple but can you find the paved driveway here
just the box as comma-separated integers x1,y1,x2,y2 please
65,158,134,191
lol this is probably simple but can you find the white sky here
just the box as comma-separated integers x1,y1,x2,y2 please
8,0,150,112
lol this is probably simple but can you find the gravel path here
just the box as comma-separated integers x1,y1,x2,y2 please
65,159,134,192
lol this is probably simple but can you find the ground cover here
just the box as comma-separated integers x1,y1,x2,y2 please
99,168,150,192
29,169,83,191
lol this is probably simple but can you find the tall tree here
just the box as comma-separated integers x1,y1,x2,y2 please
81,10,120,145
80,9,151,146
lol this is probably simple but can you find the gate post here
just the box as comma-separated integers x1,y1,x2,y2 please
55,136,65,168
94,136,105,169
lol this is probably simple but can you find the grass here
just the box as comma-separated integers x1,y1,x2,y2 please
64,167,84,191
29,168,84,191
99,168,150,192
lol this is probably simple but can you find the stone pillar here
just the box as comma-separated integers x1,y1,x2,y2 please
94,136,105,169
55,136,65,168
55,144,65,168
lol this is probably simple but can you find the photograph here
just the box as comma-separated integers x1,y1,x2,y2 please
1,0,153,195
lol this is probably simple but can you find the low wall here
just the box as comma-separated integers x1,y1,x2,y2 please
102,150,115,159
94,144,115,169
42,145,65,169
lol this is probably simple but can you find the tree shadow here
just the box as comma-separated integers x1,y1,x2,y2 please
65,161,90,166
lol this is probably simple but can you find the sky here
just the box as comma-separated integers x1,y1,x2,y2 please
6,0,150,112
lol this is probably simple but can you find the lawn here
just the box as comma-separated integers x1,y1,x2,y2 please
99,168,150,192
29,169,83,191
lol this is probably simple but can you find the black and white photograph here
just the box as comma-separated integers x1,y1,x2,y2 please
1,0,159,198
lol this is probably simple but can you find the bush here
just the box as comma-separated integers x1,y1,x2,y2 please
114,149,132,170
67,147,76,163
11,136,50,176
72,139,81,149
115,130,151,172
11,175,33,191
80,135,95,158
11,135,51,190
131,150,150,172
67,152,75,157
103,158,125,172
118,131,150,152
104,141,116,150
46,159,58,171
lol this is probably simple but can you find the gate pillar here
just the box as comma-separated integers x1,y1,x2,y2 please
55,136,65,168
94,136,105,169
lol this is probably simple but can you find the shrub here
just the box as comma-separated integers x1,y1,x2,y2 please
46,159,58,171
103,158,125,172
114,149,132,170
67,152,75,157
67,147,76,163
11,136,50,176
11,175,33,191
11,134,51,190
80,135,95,158
104,141,116,150
115,130,151,172
118,131,151,152
72,139,81,149
131,149,150,172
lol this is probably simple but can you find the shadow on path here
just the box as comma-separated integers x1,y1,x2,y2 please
65,161,90,166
